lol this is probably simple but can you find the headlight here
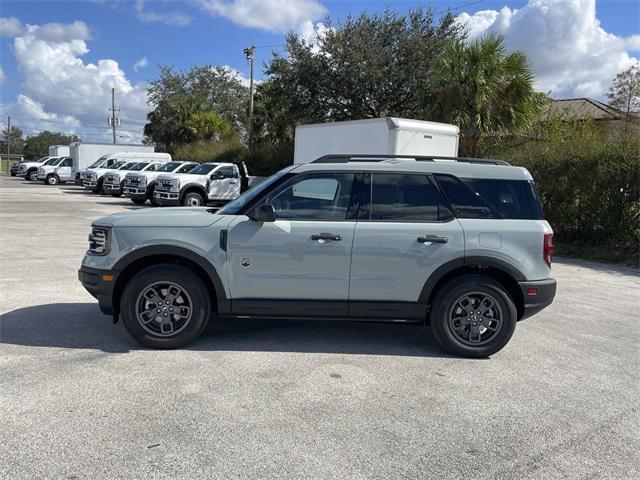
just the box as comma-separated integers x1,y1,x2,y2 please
88,225,111,255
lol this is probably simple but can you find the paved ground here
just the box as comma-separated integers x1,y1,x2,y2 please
1,175,639,480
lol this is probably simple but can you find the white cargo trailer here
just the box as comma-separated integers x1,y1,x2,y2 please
293,117,459,164
48,145,70,157
70,142,154,183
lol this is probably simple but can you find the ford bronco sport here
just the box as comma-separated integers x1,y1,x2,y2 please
79,155,556,357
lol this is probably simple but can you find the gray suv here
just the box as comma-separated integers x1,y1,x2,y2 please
79,155,556,357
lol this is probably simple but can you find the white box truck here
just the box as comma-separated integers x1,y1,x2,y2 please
70,142,154,184
293,117,459,164
48,145,70,157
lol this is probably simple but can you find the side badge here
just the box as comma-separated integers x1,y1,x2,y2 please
241,257,252,267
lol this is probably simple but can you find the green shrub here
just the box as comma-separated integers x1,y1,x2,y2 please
495,130,640,265
172,140,247,164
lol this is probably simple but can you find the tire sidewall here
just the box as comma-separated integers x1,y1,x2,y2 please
27,170,37,181
183,191,204,207
46,175,58,185
432,275,517,358
121,265,211,349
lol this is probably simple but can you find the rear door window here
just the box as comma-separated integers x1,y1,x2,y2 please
434,175,496,218
461,178,543,219
370,174,453,222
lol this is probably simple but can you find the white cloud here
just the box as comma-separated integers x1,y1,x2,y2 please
298,20,332,52
133,56,149,72
135,0,192,27
221,65,252,87
3,19,149,142
0,16,25,37
456,0,640,99
193,0,327,33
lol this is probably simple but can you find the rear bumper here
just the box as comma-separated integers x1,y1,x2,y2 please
78,265,118,316
518,278,557,320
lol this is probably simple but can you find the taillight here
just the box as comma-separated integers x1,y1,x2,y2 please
543,233,554,268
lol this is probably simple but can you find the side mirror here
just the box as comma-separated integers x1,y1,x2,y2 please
251,204,276,222
212,172,224,180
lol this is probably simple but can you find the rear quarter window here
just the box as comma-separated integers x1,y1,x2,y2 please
435,175,544,220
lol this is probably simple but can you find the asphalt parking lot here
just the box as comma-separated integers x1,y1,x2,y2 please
1,175,639,480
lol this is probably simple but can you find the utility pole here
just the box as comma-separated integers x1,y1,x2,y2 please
244,45,255,147
7,115,11,164
108,88,120,144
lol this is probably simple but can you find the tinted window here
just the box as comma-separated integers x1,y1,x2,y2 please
144,164,158,172
61,158,73,167
435,175,495,218
189,164,216,175
128,162,148,171
177,163,197,173
462,179,542,220
267,174,355,220
218,168,294,215
371,174,452,222
117,162,136,170
216,166,236,178
158,162,181,172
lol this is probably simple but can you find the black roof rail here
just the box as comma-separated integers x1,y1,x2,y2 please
311,154,511,166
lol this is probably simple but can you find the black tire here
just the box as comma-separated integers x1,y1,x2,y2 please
430,274,517,358
120,264,212,349
182,191,205,207
131,198,147,205
10,172,16,177
26,170,37,181
46,174,59,185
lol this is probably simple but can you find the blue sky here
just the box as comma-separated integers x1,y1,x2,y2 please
1,0,638,142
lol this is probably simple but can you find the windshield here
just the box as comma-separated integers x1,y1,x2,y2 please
88,156,109,168
117,162,137,170
188,163,217,175
218,167,294,215
44,157,60,165
128,162,149,171
107,160,126,169
36,156,49,163
158,162,181,172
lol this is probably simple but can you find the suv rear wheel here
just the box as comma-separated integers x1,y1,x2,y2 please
431,274,517,358
120,264,211,348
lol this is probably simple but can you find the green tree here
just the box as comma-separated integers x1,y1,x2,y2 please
607,64,640,127
187,110,232,142
144,65,249,150
427,34,545,157
258,7,461,139
23,131,78,159
0,126,25,156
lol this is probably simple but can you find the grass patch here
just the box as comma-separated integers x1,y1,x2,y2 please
555,241,639,267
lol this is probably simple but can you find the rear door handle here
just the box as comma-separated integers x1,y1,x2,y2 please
417,235,448,244
311,233,342,241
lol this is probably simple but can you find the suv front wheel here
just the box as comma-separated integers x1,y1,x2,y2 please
121,264,211,348
431,274,517,358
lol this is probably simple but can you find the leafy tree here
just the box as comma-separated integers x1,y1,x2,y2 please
258,7,461,139
23,131,78,160
607,64,640,126
144,66,249,150
426,34,546,157
0,126,25,156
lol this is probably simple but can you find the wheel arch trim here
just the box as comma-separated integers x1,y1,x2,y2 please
112,245,229,315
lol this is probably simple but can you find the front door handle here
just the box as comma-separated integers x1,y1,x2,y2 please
417,235,448,244
311,233,342,241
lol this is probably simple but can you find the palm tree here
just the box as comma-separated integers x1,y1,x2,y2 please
187,110,232,143
427,34,546,157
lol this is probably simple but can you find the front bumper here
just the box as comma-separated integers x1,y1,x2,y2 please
123,186,146,198
83,180,98,189
78,265,118,316
104,183,121,193
154,190,180,205
518,278,557,320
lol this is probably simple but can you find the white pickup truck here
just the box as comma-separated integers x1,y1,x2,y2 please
153,162,262,207
36,157,68,183
18,156,51,181
83,160,130,192
122,161,198,205
102,161,173,197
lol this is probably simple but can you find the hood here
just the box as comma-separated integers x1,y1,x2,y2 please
19,162,43,168
93,207,225,228
158,173,205,182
